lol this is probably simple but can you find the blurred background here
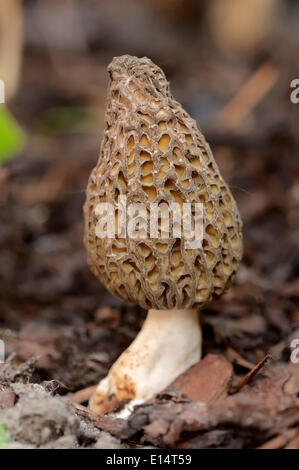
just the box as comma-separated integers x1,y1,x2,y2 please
0,0,298,391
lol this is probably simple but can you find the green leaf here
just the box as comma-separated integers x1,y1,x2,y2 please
0,105,25,163
0,422,10,449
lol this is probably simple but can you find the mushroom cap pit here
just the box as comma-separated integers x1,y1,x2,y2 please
84,55,243,310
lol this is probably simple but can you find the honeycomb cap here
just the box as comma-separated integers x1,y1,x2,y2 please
84,55,243,310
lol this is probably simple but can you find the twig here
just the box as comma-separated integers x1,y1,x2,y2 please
0,0,23,100
71,385,97,404
284,435,299,449
216,61,279,132
226,347,256,370
72,402,125,436
258,427,299,449
230,353,272,394
72,402,102,422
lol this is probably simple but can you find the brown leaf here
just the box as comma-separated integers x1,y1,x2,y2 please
0,386,15,409
162,354,233,403
119,366,299,448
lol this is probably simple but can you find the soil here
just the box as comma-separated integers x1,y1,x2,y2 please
0,0,299,449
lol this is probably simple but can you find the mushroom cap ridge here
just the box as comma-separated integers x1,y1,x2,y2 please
84,55,243,310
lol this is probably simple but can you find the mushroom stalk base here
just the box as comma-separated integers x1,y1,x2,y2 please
89,309,202,417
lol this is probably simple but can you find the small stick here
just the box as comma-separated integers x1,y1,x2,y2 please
72,402,102,422
0,0,23,100
216,61,279,132
258,427,299,450
284,435,299,449
230,353,272,394
71,385,97,404
226,346,255,370
72,403,125,435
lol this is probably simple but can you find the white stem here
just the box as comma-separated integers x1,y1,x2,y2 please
89,309,202,416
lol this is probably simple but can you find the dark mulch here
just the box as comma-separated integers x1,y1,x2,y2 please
0,0,299,449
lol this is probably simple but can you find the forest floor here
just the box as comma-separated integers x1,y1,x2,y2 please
0,2,299,449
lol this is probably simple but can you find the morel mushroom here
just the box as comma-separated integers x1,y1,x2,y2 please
84,55,242,415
